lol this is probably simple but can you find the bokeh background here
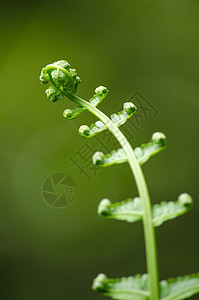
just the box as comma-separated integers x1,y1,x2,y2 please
0,0,199,299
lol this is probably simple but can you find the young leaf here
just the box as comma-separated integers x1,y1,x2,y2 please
92,273,150,300
152,193,193,227
45,86,64,103
98,198,143,223
79,121,106,137
93,149,127,167
79,102,136,138
92,132,166,167
63,106,86,120
92,273,199,300
89,86,108,106
97,194,192,226
110,102,136,126
134,132,166,165
63,86,108,120
159,273,199,300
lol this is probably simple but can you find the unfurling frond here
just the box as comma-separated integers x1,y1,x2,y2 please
92,132,166,167
79,102,136,138
97,193,192,226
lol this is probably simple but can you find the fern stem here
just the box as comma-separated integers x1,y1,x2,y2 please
64,92,159,300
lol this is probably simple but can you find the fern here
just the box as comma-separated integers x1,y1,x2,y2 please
40,60,198,300
97,193,193,227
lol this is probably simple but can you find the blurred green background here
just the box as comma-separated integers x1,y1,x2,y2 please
0,0,199,299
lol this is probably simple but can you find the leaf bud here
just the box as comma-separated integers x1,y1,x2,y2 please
40,69,50,84
69,68,77,77
178,193,193,206
92,151,104,165
152,132,166,145
45,86,63,102
51,69,66,85
97,198,111,215
95,86,108,95
79,125,90,136
123,102,137,114
92,273,107,291
54,60,70,70
63,109,73,119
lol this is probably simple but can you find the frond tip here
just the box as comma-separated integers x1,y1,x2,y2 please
134,131,166,165
40,60,81,96
89,86,108,107
152,193,193,227
45,86,64,102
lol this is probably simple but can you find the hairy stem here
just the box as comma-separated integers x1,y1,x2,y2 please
64,92,159,299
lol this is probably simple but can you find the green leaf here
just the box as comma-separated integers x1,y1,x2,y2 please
89,86,108,106
160,273,199,300
79,102,136,138
79,121,106,138
97,194,192,226
63,86,108,120
152,193,193,227
98,198,143,223
93,149,127,167
134,132,166,165
45,86,64,103
92,132,166,167
92,273,150,300
63,106,86,120
110,102,136,126
92,273,199,300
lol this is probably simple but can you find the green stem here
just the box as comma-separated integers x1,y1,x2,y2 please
64,92,159,300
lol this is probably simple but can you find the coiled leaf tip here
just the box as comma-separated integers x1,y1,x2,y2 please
40,60,81,98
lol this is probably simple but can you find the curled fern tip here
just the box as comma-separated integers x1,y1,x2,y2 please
39,60,81,99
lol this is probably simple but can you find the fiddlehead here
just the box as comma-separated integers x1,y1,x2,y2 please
40,60,198,300
40,60,81,101
40,60,160,299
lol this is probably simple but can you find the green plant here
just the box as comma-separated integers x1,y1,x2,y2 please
40,60,199,300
